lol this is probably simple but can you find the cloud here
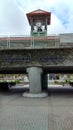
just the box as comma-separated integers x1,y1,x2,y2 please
0,0,73,36
0,0,26,35
48,14,65,35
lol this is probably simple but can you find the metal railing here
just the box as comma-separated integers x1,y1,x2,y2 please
0,35,73,49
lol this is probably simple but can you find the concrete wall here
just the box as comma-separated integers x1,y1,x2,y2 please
60,33,73,43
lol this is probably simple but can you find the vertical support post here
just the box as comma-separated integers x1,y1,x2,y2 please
8,35,10,49
45,17,47,36
31,36,34,48
41,73,48,91
7,37,9,49
30,17,33,36
7,35,10,49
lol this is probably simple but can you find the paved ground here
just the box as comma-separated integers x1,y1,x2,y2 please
0,85,73,130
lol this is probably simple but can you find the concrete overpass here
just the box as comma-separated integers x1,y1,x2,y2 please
0,34,73,96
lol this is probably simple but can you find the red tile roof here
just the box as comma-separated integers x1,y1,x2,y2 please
26,9,51,15
26,9,51,25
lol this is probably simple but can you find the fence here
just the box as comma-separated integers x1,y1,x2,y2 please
0,34,73,49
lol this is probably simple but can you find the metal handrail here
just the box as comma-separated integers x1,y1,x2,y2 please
0,35,73,49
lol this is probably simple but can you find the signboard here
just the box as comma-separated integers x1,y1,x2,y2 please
0,48,73,68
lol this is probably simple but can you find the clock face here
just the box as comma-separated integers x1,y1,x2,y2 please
36,22,42,27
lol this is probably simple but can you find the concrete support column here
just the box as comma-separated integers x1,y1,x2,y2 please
41,73,48,91
23,67,48,98
27,67,42,93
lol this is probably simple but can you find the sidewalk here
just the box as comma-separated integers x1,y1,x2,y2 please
0,86,73,130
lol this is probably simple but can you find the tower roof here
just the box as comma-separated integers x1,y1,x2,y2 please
26,9,51,25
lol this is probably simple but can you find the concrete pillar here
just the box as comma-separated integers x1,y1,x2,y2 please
41,73,48,91
27,67,42,93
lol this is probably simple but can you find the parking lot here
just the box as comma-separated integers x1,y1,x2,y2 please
0,85,73,130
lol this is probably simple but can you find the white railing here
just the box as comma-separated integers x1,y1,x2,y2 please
0,34,73,49
0,35,59,49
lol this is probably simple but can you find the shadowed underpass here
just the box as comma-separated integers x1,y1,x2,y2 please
0,83,73,95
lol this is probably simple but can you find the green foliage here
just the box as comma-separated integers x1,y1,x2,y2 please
66,79,70,83
2,80,7,83
15,79,20,84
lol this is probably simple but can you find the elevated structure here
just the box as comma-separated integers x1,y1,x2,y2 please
0,9,73,97
26,9,51,36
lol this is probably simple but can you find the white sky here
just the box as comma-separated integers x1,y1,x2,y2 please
0,0,73,36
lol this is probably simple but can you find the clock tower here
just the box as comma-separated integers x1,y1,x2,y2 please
26,9,51,36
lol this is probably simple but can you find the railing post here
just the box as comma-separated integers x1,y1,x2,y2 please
7,35,10,49
8,36,10,49
55,36,59,48
32,36,34,48
31,36,34,48
7,37,9,49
